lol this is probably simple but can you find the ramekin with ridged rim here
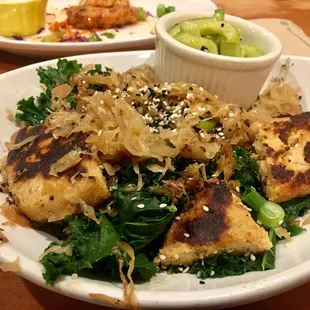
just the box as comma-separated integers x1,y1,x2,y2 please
155,11,283,109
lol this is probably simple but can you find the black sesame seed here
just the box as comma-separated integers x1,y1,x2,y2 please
221,23,224,27
123,87,127,92
0,228,3,231
200,46,209,52
199,280,205,284
299,95,302,100
189,87,193,91
49,196,54,201
88,176,96,180
136,94,141,96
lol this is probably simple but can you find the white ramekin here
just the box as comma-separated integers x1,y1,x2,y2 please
155,11,283,109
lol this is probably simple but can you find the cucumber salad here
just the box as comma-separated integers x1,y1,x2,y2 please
168,9,264,57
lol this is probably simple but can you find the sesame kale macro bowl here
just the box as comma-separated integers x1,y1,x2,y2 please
1,51,310,309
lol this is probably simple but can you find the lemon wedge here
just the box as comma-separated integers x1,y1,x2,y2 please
0,0,48,37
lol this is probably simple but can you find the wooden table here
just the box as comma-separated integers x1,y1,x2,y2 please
1,0,310,309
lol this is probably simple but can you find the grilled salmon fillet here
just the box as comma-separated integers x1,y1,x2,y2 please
254,112,310,202
67,5,139,29
155,181,271,266
3,125,109,222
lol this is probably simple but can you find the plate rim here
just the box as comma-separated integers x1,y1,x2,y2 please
1,51,310,309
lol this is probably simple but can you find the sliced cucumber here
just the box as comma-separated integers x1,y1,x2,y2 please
168,23,180,36
220,38,242,57
242,44,264,57
173,32,218,54
180,20,201,37
213,9,225,21
193,18,240,43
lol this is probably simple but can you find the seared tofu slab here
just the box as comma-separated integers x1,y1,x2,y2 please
3,125,109,222
156,181,271,266
254,112,310,202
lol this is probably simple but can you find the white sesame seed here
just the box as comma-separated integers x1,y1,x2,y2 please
186,93,194,100
131,197,138,201
212,173,217,177
175,216,181,220
82,80,86,84
201,260,205,266
203,205,209,212
221,136,226,140
184,233,190,238
199,87,204,91
250,254,256,261
196,271,202,277
200,132,205,138
183,267,190,273
178,267,184,272
192,112,198,116
112,95,117,99
115,88,121,93
137,204,145,209
159,203,167,208
210,270,215,276
295,143,300,147
100,100,104,104
218,132,224,136
71,273,78,279
236,187,240,193
159,254,166,260
172,129,177,132
98,129,102,136
216,128,222,132
174,254,179,259
228,112,235,117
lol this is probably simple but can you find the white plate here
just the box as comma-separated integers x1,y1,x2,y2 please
0,51,310,309
0,0,216,58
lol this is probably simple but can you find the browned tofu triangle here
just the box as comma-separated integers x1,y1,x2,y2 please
156,181,271,266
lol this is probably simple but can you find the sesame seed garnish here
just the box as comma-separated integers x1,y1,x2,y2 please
196,271,202,277
218,132,224,136
175,216,181,220
200,132,205,138
71,273,78,279
199,87,204,91
250,254,256,261
131,197,138,201
199,280,205,284
182,267,190,273
184,232,190,238
210,270,215,276
295,143,300,147
137,204,145,209
159,203,167,208
159,254,166,260
98,130,102,136
203,205,209,212
174,254,179,259
178,267,184,272
100,100,104,104
228,112,235,117
236,187,240,193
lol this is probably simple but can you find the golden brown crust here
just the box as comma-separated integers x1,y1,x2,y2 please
254,112,310,202
156,181,271,266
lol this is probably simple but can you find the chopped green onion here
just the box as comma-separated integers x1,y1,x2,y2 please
242,187,285,228
101,32,115,39
88,34,102,42
196,120,217,130
157,4,166,17
136,7,147,21
156,4,176,17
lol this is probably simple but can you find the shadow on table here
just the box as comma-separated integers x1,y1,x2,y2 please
23,279,105,310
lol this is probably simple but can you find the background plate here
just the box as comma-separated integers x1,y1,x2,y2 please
0,51,310,309
0,0,217,58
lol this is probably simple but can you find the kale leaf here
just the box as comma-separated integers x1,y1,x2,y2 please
15,59,82,125
112,189,176,251
189,229,276,278
41,215,119,285
233,147,260,189
40,214,157,285
15,95,51,125
86,64,112,76
37,59,82,95
281,195,310,236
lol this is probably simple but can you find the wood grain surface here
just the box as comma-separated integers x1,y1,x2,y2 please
1,0,310,309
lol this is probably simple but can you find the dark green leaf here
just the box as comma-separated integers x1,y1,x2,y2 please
65,88,78,109
233,146,260,189
88,34,102,42
133,253,157,280
15,94,51,125
112,189,176,251
281,195,310,236
40,215,119,285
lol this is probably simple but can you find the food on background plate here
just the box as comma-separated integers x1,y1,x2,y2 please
0,0,48,37
168,9,264,57
1,58,310,306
